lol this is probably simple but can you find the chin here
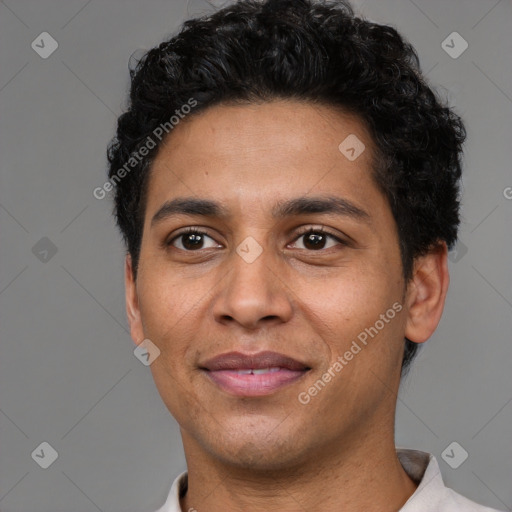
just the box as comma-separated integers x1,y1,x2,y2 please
216,443,307,473
203,423,311,472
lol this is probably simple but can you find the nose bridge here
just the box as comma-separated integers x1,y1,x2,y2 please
234,238,274,292
229,236,278,304
213,235,293,327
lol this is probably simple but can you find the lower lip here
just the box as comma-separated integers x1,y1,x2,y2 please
204,368,308,397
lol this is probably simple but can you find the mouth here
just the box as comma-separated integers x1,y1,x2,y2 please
200,351,311,397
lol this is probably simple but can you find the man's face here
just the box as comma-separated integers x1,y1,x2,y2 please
127,101,410,470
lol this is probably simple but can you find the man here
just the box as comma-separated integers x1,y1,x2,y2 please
106,0,502,510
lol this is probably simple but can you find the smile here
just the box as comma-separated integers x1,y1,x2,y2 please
200,351,311,397
204,367,309,397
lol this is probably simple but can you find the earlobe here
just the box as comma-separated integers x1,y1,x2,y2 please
404,242,450,344
125,254,145,345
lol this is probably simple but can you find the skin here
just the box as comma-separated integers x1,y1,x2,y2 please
125,100,450,512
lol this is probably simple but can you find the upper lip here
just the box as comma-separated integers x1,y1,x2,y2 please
200,351,310,371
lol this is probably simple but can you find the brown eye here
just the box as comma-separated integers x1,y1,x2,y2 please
291,229,345,251
168,229,220,251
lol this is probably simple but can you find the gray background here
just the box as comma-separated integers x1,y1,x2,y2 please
0,0,511,511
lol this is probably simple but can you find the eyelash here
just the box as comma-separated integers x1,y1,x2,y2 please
167,226,347,252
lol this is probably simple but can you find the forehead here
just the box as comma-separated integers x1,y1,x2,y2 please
144,100,387,225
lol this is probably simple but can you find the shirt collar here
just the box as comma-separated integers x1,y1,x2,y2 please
396,448,446,511
155,449,449,512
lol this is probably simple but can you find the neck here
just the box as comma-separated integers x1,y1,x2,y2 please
179,430,418,512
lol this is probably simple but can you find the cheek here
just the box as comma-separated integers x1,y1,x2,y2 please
304,269,390,328
148,358,204,432
136,268,199,359
138,259,202,318
300,268,404,373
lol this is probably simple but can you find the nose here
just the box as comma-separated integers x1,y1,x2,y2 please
212,242,294,330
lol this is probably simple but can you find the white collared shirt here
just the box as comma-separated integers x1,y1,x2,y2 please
154,448,504,511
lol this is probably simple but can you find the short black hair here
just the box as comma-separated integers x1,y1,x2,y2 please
107,0,466,376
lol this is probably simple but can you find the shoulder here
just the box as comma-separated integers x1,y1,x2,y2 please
397,448,505,512
438,487,505,512
153,471,188,512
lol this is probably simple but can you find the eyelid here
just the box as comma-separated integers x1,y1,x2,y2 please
290,225,348,248
166,227,221,249
165,225,348,251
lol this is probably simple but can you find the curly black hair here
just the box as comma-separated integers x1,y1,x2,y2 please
106,0,466,376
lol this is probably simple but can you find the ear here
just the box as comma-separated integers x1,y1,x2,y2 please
404,241,450,344
125,254,145,345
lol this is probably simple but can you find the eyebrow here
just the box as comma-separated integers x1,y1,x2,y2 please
151,195,371,227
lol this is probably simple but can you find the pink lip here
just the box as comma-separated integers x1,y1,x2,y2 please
205,368,309,396
200,351,310,397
